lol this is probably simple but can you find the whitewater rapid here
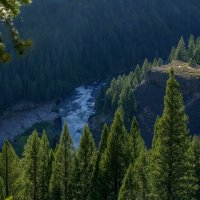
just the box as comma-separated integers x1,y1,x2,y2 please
58,83,102,148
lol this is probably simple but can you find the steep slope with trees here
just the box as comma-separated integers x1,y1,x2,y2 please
92,35,200,146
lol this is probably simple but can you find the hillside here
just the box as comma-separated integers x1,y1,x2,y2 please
89,61,200,146
135,61,200,146
1,0,200,111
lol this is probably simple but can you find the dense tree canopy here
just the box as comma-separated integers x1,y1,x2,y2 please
150,69,197,199
0,71,199,199
169,35,200,66
1,0,200,112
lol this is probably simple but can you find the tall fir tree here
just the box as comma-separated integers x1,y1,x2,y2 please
129,117,145,164
118,150,149,200
0,141,22,199
157,58,163,66
191,136,200,200
188,35,195,58
168,47,176,62
134,64,142,83
23,130,40,200
72,125,96,200
142,58,151,78
90,124,109,200
150,69,197,200
152,58,158,67
100,110,130,200
38,131,52,200
49,123,74,200
117,164,137,200
174,37,188,62
193,44,200,65
151,117,161,149
119,85,137,126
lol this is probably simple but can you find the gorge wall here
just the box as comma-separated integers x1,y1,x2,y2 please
135,62,200,147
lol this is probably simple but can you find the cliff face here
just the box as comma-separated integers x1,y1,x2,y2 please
135,63,200,147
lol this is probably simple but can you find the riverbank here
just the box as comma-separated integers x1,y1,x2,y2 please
0,82,103,151
0,102,60,148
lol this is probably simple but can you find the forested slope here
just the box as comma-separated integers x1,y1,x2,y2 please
1,72,200,200
91,35,200,145
1,0,200,111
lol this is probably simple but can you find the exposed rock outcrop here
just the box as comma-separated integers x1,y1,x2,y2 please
135,61,200,147
0,102,60,147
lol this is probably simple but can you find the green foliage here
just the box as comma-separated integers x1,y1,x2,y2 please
118,151,149,200
72,125,96,200
0,177,5,200
191,136,200,199
119,85,137,126
0,141,22,199
0,0,32,62
129,117,145,164
142,58,151,78
188,35,195,58
174,37,188,62
101,57,160,127
38,131,52,200
5,196,13,200
12,121,58,157
168,46,176,62
118,164,137,200
23,130,41,200
0,71,200,200
170,35,200,66
89,124,109,200
100,110,130,199
157,58,163,66
151,117,161,149
150,69,197,200
49,123,74,200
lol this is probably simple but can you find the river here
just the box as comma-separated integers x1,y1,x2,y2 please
0,82,102,149
58,82,102,148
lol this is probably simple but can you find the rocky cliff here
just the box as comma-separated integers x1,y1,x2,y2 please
135,61,200,147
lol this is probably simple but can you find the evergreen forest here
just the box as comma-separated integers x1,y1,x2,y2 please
0,70,200,200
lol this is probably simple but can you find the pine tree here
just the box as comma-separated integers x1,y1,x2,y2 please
168,47,176,62
0,177,5,200
129,117,145,164
98,124,109,156
23,130,40,200
119,85,137,126
150,69,197,200
118,164,137,200
90,124,109,200
157,58,163,66
152,117,161,149
152,58,158,67
118,150,149,200
174,37,188,62
0,141,22,199
100,110,130,200
188,35,195,58
142,58,150,78
38,131,52,200
191,136,200,199
72,125,96,200
50,123,74,200
134,64,142,83
193,44,200,65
